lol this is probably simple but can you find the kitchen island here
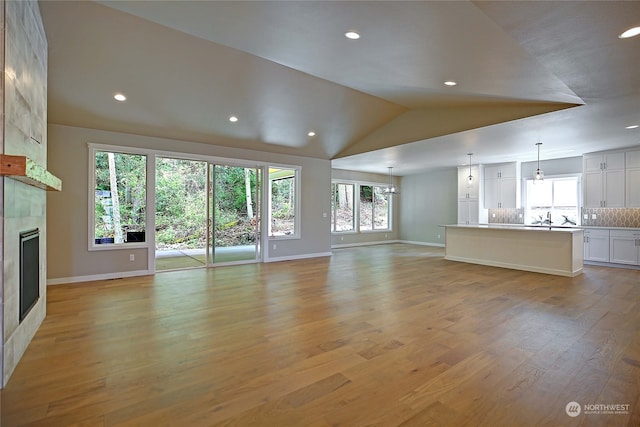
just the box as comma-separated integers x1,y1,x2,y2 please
444,224,584,277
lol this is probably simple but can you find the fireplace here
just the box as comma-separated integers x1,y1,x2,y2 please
20,229,40,322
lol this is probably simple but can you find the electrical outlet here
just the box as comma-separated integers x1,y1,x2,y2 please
322,212,327,218
129,254,135,261
341,236,344,241
492,213,496,218
583,214,588,220
591,214,597,219
272,243,277,250
385,233,388,238
437,234,441,239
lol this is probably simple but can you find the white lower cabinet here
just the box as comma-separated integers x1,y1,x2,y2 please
610,230,640,265
583,229,610,262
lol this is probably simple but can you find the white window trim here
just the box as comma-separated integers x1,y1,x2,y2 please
331,181,357,233
88,143,151,251
330,179,393,233
267,165,302,240
522,173,582,226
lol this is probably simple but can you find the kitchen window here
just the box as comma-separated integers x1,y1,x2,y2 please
524,175,580,226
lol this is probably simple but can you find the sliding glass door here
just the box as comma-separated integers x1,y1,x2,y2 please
209,164,261,265
154,158,261,271
155,157,208,271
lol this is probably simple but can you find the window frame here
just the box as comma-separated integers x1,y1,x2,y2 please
267,165,301,240
331,179,393,234
358,183,391,232
88,144,152,251
331,181,356,233
523,173,582,226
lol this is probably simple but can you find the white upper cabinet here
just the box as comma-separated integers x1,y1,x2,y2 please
484,163,517,180
626,150,640,208
583,152,625,208
484,162,519,209
457,165,479,199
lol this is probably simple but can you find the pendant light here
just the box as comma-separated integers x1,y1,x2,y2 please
534,142,544,184
466,153,474,186
384,167,399,195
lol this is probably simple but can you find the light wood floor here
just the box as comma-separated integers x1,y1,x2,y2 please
2,243,640,426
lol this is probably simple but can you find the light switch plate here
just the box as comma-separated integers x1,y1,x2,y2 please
583,214,588,220
591,214,597,219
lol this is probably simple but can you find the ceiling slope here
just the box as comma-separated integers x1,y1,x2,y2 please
40,1,406,159
39,1,639,174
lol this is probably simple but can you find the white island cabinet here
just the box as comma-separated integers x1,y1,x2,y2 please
444,224,583,277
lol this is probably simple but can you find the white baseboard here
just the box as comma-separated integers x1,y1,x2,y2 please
444,255,582,277
264,251,333,263
399,240,445,248
47,269,151,286
584,260,640,270
331,240,400,249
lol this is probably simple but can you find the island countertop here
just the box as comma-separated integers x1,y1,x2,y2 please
443,224,583,277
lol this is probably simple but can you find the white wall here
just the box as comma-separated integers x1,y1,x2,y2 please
398,168,457,245
47,124,332,282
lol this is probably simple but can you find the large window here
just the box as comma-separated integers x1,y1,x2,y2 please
359,185,389,231
524,176,580,226
331,183,354,232
93,150,147,245
268,167,299,237
331,181,391,233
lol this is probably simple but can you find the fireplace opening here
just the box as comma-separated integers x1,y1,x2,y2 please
20,229,40,322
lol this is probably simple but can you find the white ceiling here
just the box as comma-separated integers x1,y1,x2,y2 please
40,1,640,176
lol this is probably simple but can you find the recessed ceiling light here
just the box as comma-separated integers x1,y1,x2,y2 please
345,31,360,40
444,81,457,86
308,131,316,137
114,93,126,101
229,116,238,122
619,26,640,39
626,124,639,129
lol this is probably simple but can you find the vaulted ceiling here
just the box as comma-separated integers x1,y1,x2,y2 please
40,1,640,175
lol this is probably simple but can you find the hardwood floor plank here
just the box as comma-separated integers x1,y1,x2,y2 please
1,244,638,426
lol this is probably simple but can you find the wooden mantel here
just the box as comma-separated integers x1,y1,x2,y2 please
0,154,62,191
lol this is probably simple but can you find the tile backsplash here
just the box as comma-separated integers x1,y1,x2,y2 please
488,208,524,224
488,207,640,228
582,208,640,228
